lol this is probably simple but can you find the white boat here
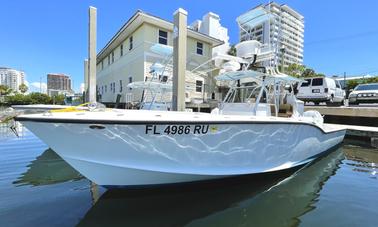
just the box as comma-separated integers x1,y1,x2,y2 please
15,68,346,187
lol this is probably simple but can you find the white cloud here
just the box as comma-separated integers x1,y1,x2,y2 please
29,82,47,94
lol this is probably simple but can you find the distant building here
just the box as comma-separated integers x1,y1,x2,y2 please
190,12,230,59
0,67,25,92
96,10,223,108
238,2,304,68
47,73,72,96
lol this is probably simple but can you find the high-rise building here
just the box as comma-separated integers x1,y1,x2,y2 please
47,73,72,96
238,2,304,68
0,67,25,92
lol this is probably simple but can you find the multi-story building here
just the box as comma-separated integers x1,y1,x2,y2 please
190,12,230,59
96,10,223,108
0,67,25,92
238,2,304,68
47,73,72,96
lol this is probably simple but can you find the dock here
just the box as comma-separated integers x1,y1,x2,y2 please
307,105,378,148
324,123,378,148
305,105,378,128
304,106,378,118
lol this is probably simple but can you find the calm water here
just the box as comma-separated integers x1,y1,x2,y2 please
0,122,377,227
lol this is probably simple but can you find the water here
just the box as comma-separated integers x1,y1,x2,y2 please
0,123,377,227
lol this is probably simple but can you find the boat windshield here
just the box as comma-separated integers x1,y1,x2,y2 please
224,82,263,103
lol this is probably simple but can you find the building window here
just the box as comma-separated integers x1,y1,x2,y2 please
113,82,116,93
105,85,107,93
158,30,168,45
129,36,133,50
196,80,203,92
119,80,123,92
107,55,110,65
120,44,123,57
111,52,114,63
101,61,104,70
196,42,203,55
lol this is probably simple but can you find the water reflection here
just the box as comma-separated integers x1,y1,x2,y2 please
0,121,25,139
343,145,378,178
78,149,344,227
13,148,83,186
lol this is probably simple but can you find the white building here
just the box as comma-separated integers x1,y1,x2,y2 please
0,67,25,92
96,10,223,109
190,12,230,59
238,2,304,68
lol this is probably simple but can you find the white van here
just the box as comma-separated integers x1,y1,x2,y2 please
296,77,345,105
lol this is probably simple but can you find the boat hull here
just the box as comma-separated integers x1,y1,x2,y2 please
19,120,345,187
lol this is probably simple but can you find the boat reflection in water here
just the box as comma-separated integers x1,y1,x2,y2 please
13,148,82,186
78,148,344,227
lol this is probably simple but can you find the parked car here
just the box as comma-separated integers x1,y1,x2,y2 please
296,77,345,105
348,83,378,105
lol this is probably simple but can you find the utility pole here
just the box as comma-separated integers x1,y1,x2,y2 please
343,72,346,89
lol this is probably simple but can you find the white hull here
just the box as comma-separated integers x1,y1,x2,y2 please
18,111,346,187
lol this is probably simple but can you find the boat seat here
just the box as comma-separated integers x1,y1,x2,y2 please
279,104,293,117
270,104,293,117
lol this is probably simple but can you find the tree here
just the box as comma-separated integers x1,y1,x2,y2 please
29,92,52,104
19,83,28,94
6,93,32,105
227,45,237,56
285,64,306,78
0,85,12,96
301,68,316,78
52,94,66,105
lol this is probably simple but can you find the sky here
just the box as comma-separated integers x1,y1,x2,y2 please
0,0,377,92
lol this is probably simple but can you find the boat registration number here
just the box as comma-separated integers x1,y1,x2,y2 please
145,124,215,135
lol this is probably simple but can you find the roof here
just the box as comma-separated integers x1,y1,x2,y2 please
97,10,224,63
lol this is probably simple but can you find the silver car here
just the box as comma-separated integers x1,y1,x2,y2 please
348,83,378,105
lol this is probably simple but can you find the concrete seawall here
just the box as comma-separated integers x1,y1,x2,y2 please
306,106,378,147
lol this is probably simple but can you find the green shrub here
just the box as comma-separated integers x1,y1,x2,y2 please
6,93,53,105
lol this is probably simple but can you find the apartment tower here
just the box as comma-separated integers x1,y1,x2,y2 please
238,2,304,68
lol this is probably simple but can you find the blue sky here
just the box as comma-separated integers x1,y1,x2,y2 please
1,0,377,92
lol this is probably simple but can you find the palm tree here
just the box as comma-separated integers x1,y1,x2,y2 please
19,83,28,94
0,85,12,96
